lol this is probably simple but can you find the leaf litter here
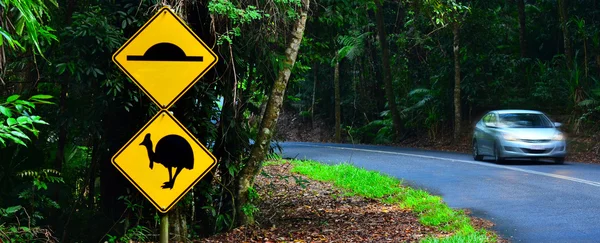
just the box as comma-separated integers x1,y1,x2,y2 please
199,161,505,243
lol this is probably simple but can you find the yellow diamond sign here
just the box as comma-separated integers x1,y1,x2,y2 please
112,6,218,109
112,110,216,213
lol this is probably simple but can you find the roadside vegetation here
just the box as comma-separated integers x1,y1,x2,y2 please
291,160,498,243
203,159,501,242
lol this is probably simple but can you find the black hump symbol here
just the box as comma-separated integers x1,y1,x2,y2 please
140,133,194,189
127,42,203,62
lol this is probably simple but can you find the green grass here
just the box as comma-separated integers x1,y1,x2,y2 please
289,160,497,243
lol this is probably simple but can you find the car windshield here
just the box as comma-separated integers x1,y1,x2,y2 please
498,113,553,128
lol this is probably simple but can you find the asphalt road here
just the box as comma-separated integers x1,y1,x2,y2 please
279,142,600,243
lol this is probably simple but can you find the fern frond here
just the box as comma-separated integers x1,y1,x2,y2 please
578,99,598,107
408,88,432,96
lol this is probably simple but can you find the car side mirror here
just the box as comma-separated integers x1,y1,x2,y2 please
554,122,562,128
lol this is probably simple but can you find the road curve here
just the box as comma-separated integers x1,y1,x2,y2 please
279,142,600,243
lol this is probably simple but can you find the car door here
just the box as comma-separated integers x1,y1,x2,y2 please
479,112,499,155
475,113,491,155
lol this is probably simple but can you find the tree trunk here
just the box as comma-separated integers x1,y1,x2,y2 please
87,135,100,208
55,81,67,172
170,204,188,242
374,0,402,141
558,0,572,69
517,0,527,58
584,39,588,77
334,60,341,142
453,22,461,141
237,0,309,225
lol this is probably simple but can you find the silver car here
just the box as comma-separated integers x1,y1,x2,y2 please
472,109,566,164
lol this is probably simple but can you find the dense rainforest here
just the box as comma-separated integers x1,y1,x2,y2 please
0,0,598,242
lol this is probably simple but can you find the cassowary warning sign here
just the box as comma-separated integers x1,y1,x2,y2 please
111,110,216,213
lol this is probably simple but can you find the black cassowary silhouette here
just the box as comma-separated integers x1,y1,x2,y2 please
140,133,194,189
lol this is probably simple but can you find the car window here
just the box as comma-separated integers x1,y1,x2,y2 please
498,113,553,128
482,113,497,127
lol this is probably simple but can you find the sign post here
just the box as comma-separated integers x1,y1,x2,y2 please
160,213,169,243
110,6,219,242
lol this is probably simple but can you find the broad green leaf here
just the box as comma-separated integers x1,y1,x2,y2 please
56,63,66,75
30,94,53,100
0,105,12,117
6,94,19,103
0,137,5,146
15,104,24,112
17,116,30,125
6,205,22,214
15,18,25,35
32,100,55,105
11,131,30,140
32,119,49,125
16,100,35,108
7,118,17,126
10,136,27,146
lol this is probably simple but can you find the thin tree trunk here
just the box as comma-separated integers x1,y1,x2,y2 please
374,0,402,141
237,0,309,225
334,60,341,142
584,39,588,77
54,76,67,202
56,87,67,169
453,22,461,141
87,136,100,208
311,64,317,128
558,0,572,69
517,0,527,58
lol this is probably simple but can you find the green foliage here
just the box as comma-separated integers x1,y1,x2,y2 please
0,0,59,55
334,32,370,65
0,169,63,242
208,0,272,45
17,169,63,220
106,225,152,243
401,87,444,139
421,229,494,243
350,118,393,144
577,84,600,126
0,205,58,243
422,0,470,26
0,94,53,147
208,0,270,25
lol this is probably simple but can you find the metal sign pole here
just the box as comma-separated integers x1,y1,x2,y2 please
160,212,169,243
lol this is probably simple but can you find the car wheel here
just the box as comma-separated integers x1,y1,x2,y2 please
554,157,565,164
473,140,484,161
493,143,504,163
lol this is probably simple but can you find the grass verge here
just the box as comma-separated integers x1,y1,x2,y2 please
290,159,498,243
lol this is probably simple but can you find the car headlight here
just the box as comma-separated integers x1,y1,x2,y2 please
502,133,518,141
552,133,564,141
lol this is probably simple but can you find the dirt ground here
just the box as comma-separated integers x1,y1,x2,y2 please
199,162,505,243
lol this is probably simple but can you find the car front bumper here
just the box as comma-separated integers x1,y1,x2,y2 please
499,139,566,159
